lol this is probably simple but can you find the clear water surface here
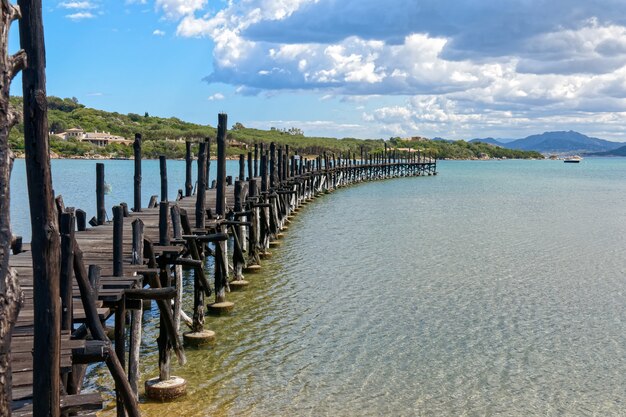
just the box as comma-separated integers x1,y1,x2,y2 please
10,158,626,416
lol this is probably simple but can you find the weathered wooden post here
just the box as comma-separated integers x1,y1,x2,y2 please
185,141,193,197
128,220,143,399
254,143,259,177
247,151,253,180
159,201,170,247
76,208,87,231
195,142,207,229
112,204,127,416
208,113,233,314
180,209,214,346
59,211,74,334
113,205,124,277
230,180,248,290
270,142,277,189
277,145,283,183
18,0,62,414
159,155,168,202
239,153,245,181
144,238,187,400
261,153,268,192
133,133,142,212
96,163,106,225
205,137,211,190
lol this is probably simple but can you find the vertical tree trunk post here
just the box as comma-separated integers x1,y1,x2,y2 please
113,205,124,277
254,143,258,178
59,211,74,332
205,137,211,190
96,162,106,225
247,151,253,180
238,154,245,181
195,142,207,229
75,208,86,231
270,142,276,189
128,219,144,398
133,133,141,212
184,141,192,197
261,153,268,193
179,209,215,346
230,180,247,289
159,155,167,202
18,1,61,414
209,113,233,314
170,204,181,240
159,201,170,247
277,146,283,184
216,115,227,218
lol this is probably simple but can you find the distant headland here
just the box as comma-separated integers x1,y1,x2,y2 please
8,96,552,160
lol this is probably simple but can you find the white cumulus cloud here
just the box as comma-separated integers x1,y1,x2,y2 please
66,12,95,20
208,93,225,101
145,0,626,139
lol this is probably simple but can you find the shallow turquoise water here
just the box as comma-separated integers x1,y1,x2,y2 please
12,158,626,415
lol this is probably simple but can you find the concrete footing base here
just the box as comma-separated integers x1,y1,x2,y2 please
207,301,235,315
183,330,216,347
145,376,187,401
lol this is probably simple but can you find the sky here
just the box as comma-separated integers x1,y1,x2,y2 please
8,0,626,141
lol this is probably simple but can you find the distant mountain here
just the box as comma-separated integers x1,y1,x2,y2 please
504,131,623,153
469,137,504,147
587,144,626,156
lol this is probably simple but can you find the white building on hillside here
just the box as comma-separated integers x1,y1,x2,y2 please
55,128,131,147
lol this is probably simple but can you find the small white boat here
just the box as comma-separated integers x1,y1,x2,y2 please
564,155,582,163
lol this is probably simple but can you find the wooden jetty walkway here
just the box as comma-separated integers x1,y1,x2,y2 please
6,114,437,416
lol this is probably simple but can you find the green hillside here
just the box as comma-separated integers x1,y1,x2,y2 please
8,96,543,160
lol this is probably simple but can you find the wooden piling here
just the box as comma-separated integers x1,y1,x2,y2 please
254,143,258,178
133,133,142,212
113,205,124,277
205,137,211,190
209,113,233,314
59,212,75,332
239,154,245,181
248,151,253,180
18,1,62,413
195,142,207,229
185,141,193,197
160,155,168,202
96,163,106,225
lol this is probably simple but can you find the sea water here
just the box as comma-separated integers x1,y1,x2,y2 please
10,158,626,415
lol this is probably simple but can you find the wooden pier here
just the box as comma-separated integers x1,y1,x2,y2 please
0,3,437,415
6,116,436,416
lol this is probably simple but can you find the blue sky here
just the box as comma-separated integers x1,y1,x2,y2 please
9,0,626,141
